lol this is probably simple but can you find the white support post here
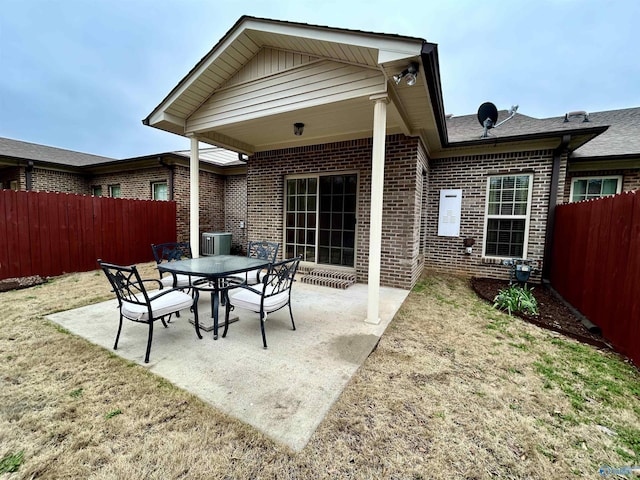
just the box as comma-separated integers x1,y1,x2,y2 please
189,135,200,258
366,95,388,324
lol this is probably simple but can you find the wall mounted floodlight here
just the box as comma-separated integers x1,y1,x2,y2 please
293,122,305,136
393,62,420,86
404,63,419,86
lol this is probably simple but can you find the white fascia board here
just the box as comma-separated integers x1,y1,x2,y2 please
148,111,186,129
153,24,254,117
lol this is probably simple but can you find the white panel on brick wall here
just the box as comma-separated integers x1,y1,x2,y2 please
438,189,462,237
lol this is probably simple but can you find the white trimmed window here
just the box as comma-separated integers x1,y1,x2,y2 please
108,184,121,198
152,181,168,200
570,176,622,202
484,174,533,258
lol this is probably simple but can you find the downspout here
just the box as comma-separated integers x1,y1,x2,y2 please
541,134,570,281
159,157,175,201
25,160,34,191
542,134,601,334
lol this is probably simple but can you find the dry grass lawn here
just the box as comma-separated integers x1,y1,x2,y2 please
1,265,638,479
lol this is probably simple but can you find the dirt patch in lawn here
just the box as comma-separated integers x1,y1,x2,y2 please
471,277,610,350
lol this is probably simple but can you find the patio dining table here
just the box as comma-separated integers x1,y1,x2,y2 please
157,255,271,340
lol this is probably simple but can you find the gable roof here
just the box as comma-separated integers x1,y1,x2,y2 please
144,15,428,129
143,15,446,154
0,136,116,167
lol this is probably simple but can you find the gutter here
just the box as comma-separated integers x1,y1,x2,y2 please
445,125,608,149
420,42,449,149
158,157,175,201
541,134,570,281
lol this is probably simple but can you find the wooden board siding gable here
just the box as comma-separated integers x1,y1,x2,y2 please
186,58,386,132
224,47,319,87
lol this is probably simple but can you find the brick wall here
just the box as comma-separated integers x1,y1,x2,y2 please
624,169,640,192
248,134,423,289
425,149,557,282
224,174,248,253
563,168,640,202
31,168,89,194
89,167,169,200
14,161,237,249
172,165,225,243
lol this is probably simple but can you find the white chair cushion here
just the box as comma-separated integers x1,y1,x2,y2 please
160,274,206,288
122,290,193,321
229,284,290,314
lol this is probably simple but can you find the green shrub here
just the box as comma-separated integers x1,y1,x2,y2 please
0,451,24,474
493,284,539,316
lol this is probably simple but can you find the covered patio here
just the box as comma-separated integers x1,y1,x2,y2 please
46,280,408,452
143,16,446,323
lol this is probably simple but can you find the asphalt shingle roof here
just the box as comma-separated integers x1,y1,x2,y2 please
446,107,640,158
0,136,246,169
0,137,116,167
569,107,640,158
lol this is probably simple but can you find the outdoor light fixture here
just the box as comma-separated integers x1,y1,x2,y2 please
293,122,305,136
393,62,420,86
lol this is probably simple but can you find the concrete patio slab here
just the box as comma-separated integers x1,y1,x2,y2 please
47,282,409,452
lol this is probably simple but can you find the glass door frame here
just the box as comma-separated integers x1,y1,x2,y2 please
283,171,359,271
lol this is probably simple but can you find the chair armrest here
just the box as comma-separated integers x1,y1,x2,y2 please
139,278,164,289
231,284,263,296
146,286,189,300
127,278,164,292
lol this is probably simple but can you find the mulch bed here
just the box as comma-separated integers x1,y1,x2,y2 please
470,277,611,350
0,275,47,293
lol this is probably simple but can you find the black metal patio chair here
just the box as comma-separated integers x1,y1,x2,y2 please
98,259,196,363
226,240,280,286
222,256,301,348
151,242,206,291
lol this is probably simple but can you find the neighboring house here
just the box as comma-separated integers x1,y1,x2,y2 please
440,107,640,279
446,107,640,203
0,137,248,251
142,14,639,308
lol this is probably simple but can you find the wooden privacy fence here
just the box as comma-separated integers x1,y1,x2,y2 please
0,190,177,280
550,191,640,367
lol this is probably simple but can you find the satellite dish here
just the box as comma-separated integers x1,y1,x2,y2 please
477,102,499,128
475,102,519,138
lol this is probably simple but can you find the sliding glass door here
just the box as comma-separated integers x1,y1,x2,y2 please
285,173,357,267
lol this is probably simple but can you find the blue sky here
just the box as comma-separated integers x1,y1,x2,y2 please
1,0,638,158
